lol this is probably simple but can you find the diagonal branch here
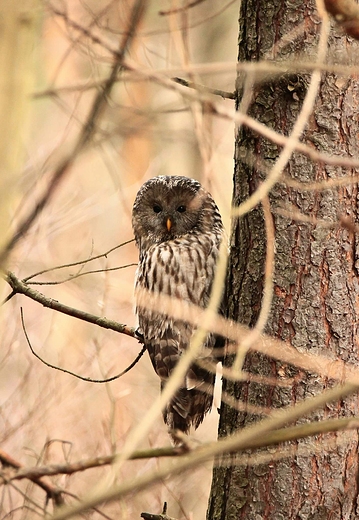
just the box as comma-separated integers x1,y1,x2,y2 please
0,0,146,265
0,449,64,507
6,271,137,338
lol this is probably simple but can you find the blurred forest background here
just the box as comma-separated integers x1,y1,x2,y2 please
0,1,237,518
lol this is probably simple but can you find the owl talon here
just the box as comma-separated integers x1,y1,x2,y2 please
135,328,144,341
170,429,191,450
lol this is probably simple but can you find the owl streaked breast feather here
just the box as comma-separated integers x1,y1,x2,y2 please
132,175,224,442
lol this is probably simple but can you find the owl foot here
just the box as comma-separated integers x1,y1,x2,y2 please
135,328,144,342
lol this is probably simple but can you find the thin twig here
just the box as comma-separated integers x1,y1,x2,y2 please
275,204,359,234
28,264,136,286
172,77,235,99
23,240,134,282
141,512,178,520
20,307,145,382
49,4,120,56
159,0,206,15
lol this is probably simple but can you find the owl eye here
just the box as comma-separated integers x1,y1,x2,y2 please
177,205,186,213
153,204,162,213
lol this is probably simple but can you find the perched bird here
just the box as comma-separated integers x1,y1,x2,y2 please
132,175,224,441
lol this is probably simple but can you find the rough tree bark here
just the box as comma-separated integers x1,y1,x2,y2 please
208,0,359,519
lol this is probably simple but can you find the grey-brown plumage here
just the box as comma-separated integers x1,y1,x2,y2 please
132,175,224,441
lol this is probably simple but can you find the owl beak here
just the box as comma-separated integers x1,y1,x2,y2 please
166,218,172,232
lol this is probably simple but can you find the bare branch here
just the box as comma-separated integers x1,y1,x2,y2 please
20,307,145,382
33,59,359,100
0,449,64,507
275,204,359,234
4,446,185,482
0,0,146,264
4,418,359,489
50,386,359,519
27,264,136,287
23,240,134,283
172,77,235,99
119,285,359,385
119,58,359,180
5,271,137,338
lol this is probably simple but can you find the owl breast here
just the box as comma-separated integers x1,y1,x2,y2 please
136,232,219,326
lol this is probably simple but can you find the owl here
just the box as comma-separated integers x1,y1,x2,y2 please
132,175,224,441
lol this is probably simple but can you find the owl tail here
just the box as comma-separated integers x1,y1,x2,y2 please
161,372,214,444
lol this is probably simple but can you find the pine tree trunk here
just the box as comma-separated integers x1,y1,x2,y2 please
208,0,359,518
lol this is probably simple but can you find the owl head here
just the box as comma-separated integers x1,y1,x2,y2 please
132,176,221,250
